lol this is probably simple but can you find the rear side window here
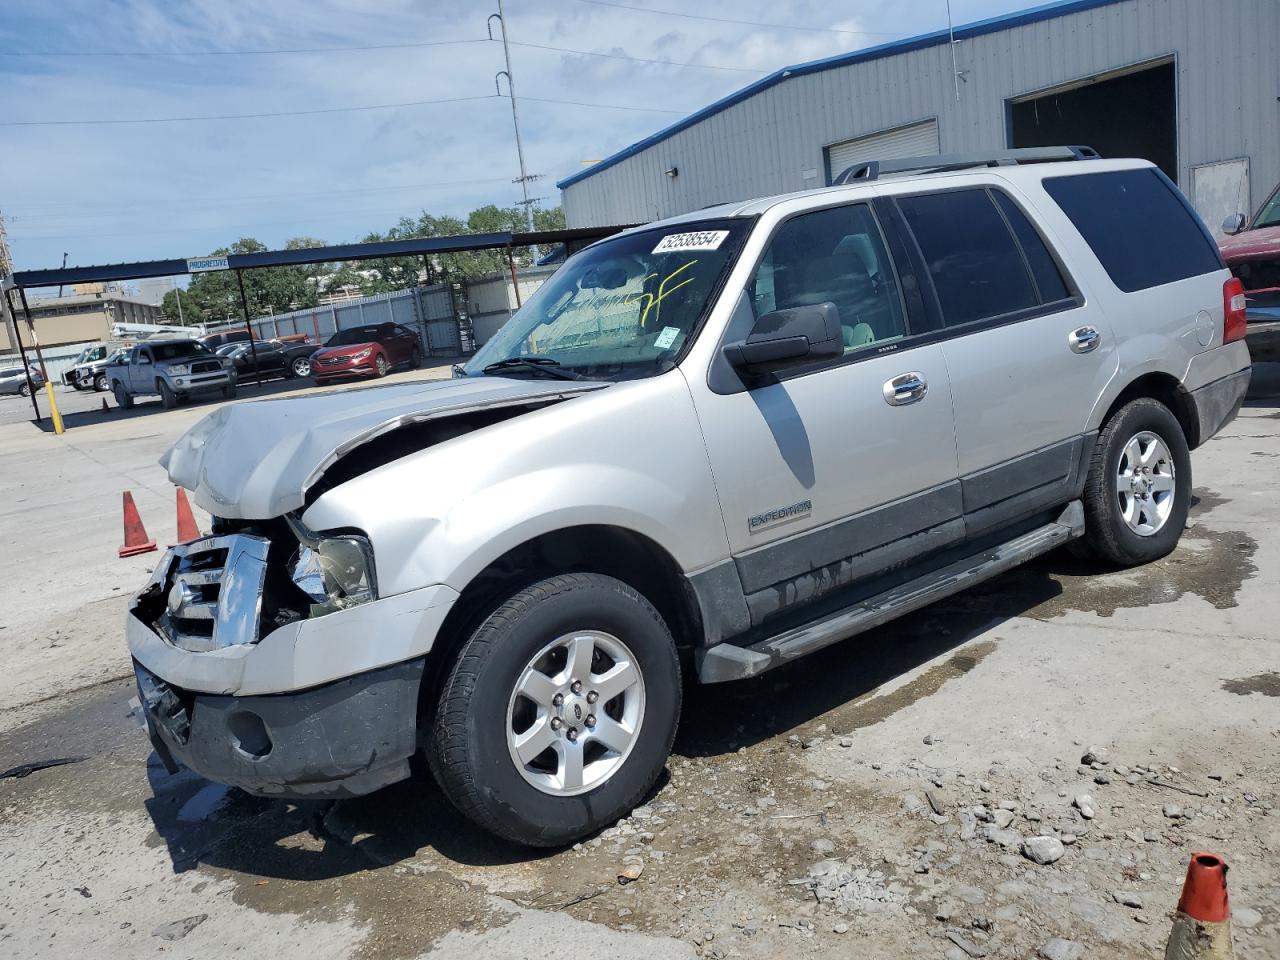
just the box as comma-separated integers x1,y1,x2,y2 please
991,190,1070,303
898,189,1037,326
1043,168,1222,292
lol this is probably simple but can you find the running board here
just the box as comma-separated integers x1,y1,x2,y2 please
696,501,1084,684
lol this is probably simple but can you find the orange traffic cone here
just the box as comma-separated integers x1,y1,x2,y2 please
119,491,157,558
1165,853,1234,959
173,488,200,544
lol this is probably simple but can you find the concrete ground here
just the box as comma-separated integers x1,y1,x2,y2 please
1,364,1278,959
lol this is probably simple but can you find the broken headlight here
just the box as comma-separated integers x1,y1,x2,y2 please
289,535,377,617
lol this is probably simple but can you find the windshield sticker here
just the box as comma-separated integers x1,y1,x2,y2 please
652,230,729,254
654,326,680,350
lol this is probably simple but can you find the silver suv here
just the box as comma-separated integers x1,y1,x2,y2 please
129,150,1250,846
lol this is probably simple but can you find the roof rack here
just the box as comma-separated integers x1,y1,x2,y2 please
832,145,1100,185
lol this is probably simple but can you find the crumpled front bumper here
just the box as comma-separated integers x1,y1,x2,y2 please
135,657,423,799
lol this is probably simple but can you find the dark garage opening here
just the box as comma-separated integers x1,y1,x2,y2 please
1009,60,1177,182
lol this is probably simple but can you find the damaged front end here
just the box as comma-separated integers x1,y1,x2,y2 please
129,515,427,799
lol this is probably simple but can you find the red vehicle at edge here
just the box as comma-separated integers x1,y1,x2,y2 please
310,322,423,383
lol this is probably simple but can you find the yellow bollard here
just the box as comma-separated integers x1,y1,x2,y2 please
43,381,65,435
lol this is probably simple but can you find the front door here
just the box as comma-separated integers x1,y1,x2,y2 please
687,200,961,624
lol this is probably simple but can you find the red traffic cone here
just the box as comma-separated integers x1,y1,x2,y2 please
119,491,157,558
1165,852,1234,959
173,488,201,545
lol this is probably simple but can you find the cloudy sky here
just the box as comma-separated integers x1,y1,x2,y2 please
1,0,1038,273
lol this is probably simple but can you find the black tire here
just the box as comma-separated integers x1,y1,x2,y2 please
410,348,422,370
375,353,389,378
94,373,109,392
112,382,132,409
222,382,238,400
158,379,178,409
428,573,681,847
72,381,88,392
18,383,30,397
1078,397,1192,566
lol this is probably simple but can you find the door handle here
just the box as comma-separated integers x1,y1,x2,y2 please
883,372,928,406
1069,326,1101,353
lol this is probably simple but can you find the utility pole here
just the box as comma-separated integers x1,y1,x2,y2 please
489,1,541,261
0,210,13,279
56,252,68,297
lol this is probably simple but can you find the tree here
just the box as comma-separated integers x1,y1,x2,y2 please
159,287,205,326
184,237,325,322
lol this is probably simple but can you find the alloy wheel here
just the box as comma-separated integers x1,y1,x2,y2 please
505,630,645,796
1116,430,1176,536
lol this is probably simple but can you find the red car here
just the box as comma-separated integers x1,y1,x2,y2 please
1219,180,1280,363
310,322,423,383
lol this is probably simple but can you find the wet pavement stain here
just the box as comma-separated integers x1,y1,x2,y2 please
948,491,1257,619
1221,672,1280,697
828,640,997,736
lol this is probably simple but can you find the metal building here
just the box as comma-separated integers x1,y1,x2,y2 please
558,0,1279,236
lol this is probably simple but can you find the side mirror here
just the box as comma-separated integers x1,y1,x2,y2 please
1221,213,1247,236
722,302,844,372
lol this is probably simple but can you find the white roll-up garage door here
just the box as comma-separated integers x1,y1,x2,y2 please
825,119,940,184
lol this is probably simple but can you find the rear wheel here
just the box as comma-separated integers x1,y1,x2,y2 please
410,348,422,370
1078,397,1191,566
428,573,681,847
158,379,178,409
291,356,312,378
112,382,133,409
222,383,238,400
18,383,31,397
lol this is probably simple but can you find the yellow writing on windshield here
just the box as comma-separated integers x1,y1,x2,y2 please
625,260,698,328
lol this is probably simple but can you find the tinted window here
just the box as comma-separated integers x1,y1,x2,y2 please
152,341,212,361
327,325,382,346
992,190,1070,303
898,189,1036,326
752,203,906,353
1043,169,1222,292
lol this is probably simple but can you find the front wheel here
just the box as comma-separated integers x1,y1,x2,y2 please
94,373,109,392
1078,397,1191,566
374,353,389,378
112,382,133,409
158,379,178,409
428,573,681,847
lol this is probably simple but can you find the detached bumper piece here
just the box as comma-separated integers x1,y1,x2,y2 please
135,658,424,799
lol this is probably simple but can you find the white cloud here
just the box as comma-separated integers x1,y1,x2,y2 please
0,0,1029,269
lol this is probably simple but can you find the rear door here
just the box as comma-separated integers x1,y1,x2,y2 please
890,184,1117,536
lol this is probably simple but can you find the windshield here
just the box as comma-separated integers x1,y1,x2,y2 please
465,219,750,380
1255,185,1280,229
327,326,381,347
152,341,212,362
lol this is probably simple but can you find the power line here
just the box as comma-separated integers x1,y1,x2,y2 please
1,91,686,127
0,95,498,127
509,39,764,74
6,177,517,214
6,38,489,57
521,95,684,114
569,0,908,37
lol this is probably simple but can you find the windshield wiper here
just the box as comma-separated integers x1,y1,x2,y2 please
481,356,586,380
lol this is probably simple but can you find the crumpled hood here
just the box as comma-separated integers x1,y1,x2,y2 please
161,376,606,520
1219,224,1280,263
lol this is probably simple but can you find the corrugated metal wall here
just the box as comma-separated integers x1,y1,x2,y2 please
562,0,1279,228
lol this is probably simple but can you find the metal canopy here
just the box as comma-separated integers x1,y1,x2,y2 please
11,225,633,288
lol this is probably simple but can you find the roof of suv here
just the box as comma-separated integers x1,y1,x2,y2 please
635,156,1156,232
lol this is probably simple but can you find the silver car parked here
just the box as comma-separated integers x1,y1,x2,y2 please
0,363,45,397
128,149,1250,847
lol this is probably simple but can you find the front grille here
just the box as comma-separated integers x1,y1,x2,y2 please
191,360,222,374
153,534,270,652
316,355,348,366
